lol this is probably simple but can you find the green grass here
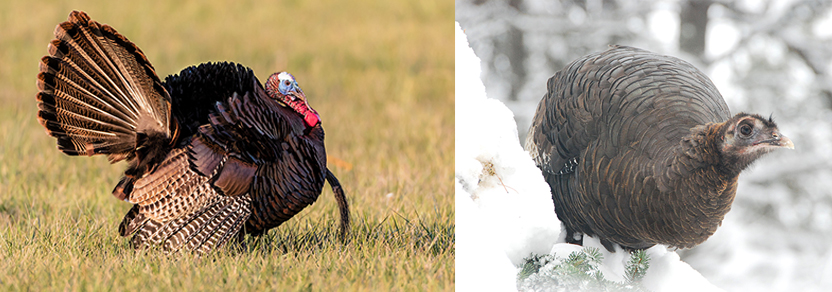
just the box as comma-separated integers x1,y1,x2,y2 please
0,1,453,290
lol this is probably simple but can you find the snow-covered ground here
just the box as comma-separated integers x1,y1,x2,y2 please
455,22,724,292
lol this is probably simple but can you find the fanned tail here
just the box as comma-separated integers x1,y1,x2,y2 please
36,10,172,163
325,169,350,239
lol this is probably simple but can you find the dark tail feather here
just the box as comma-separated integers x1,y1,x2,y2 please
124,195,251,255
178,196,251,254
36,10,171,163
118,205,146,236
325,169,350,240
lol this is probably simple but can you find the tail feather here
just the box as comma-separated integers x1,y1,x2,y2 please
125,194,251,255
38,54,139,130
128,148,211,220
36,10,171,162
118,205,145,236
182,196,251,254
325,169,350,239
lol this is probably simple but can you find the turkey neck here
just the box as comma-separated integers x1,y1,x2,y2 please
655,121,738,239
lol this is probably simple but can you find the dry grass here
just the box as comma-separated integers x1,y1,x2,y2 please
0,1,453,290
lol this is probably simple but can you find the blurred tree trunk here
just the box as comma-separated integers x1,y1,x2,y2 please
572,0,618,13
495,0,525,101
498,24,526,101
680,0,711,61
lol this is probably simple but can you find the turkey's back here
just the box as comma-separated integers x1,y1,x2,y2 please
525,46,731,249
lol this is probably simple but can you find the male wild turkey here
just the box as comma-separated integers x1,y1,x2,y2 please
525,46,793,252
36,11,349,254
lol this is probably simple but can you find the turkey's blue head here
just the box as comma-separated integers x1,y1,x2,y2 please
265,72,320,127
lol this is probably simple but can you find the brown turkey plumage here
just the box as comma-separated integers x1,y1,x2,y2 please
525,45,794,251
36,11,349,254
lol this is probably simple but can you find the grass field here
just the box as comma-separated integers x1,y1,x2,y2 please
0,1,453,290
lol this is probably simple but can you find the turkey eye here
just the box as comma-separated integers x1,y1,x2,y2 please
739,124,753,137
284,80,291,86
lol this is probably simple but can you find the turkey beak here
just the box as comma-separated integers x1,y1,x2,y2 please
297,90,307,103
756,131,795,149
288,85,305,102
291,91,310,109
291,89,320,126
776,135,795,149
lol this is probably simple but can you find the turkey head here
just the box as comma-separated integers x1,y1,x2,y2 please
719,113,794,173
265,72,321,127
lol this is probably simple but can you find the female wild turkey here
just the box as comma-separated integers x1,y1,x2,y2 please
526,46,794,252
36,11,349,254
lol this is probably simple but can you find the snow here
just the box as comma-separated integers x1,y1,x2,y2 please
456,22,725,292
537,237,723,292
455,22,560,291
455,21,561,267
637,244,722,292
455,179,518,292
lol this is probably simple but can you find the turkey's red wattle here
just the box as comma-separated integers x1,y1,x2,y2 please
304,112,320,127
285,99,320,127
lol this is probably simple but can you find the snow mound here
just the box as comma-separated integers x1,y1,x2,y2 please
455,21,562,269
456,179,518,291
456,21,561,291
